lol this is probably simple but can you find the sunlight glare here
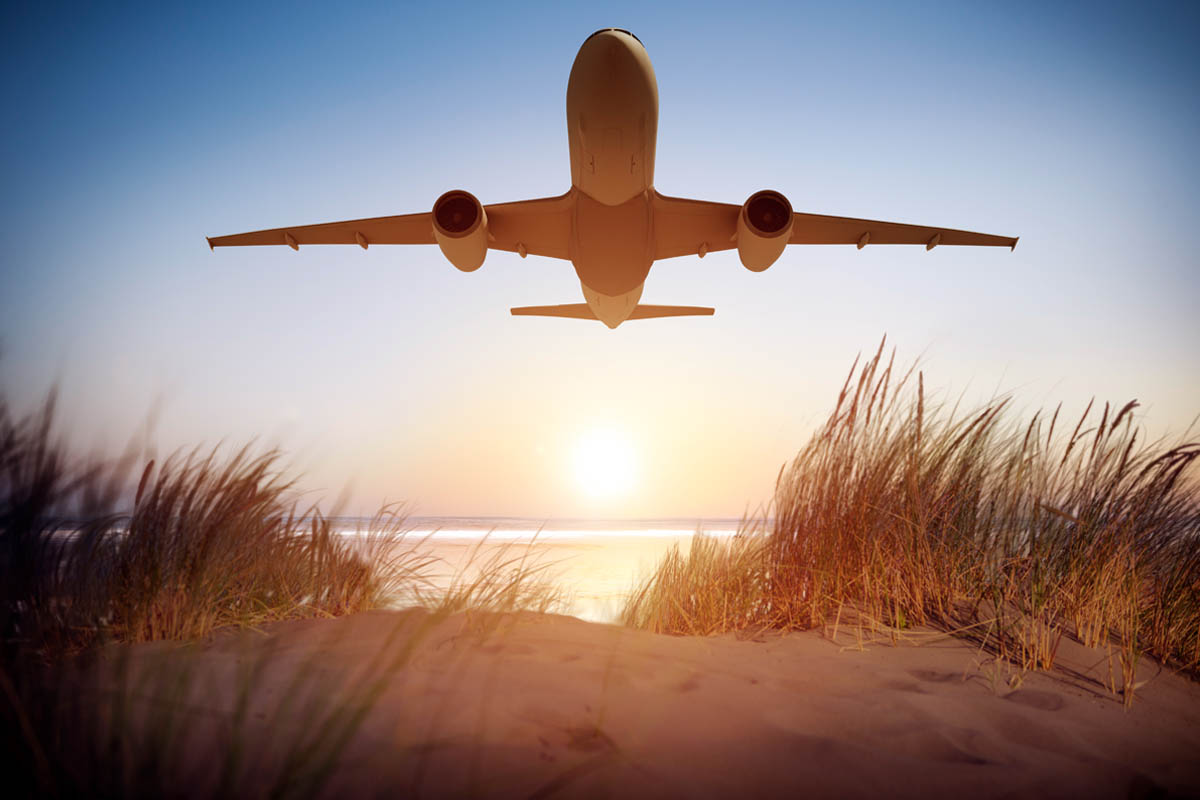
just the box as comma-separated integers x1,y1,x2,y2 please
572,428,637,498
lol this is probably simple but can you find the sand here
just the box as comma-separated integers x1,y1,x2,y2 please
83,609,1200,799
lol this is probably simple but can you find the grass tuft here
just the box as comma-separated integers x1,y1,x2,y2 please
0,387,566,797
623,338,1200,701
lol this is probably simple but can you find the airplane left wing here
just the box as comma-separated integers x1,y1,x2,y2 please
207,192,576,261
207,212,435,250
484,192,574,260
651,191,1017,259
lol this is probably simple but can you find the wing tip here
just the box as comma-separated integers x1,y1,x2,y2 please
206,236,214,251
1010,236,1019,252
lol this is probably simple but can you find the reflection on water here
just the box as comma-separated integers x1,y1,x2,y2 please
337,518,741,624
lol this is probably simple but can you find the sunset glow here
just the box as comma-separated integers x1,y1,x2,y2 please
572,428,637,499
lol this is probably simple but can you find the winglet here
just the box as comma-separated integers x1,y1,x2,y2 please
1011,236,1019,252
206,236,214,251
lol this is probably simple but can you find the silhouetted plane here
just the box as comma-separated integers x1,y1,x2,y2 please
209,28,1017,329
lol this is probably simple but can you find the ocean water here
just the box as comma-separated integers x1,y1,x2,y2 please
334,517,743,624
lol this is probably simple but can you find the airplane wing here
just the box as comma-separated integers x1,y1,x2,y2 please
483,192,573,260
206,212,435,250
206,192,574,260
651,191,1017,260
511,303,714,320
787,212,1017,249
651,194,740,261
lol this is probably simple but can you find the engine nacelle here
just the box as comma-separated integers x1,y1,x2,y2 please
432,190,488,272
736,190,793,272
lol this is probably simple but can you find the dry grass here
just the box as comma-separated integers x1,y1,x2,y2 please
1,414,427,653
620,522,770,635
623,338,1200,704
0,389,571,798
434,534,567,618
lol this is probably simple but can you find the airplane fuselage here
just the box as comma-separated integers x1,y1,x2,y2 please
566,29,659,326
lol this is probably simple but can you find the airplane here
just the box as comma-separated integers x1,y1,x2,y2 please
208,28,1018,329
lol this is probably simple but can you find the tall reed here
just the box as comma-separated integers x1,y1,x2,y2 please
624,339,1200,686
0,388,559,798
0,391,435,655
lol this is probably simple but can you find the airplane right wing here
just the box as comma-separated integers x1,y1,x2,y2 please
651,193,740,261
651,191,1017,259
787,212,1018,249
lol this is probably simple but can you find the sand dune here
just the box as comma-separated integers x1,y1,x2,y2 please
90,609,1200,798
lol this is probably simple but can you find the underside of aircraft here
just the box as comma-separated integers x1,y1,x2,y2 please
208,28,1017,329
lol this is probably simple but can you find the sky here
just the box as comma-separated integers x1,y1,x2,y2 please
2,0,1198,519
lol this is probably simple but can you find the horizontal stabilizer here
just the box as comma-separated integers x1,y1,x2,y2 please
629,304,715,320
510,304,715,321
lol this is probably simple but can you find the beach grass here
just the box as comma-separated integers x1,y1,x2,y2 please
434,534,567,621
0,389,565,798
1,406,417,653
623,339,1200,701
4,341,1199,795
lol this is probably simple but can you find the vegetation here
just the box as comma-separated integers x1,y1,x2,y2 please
0,389,561,798
0,399,434,656
4,335,1198,795
623,339,1200,703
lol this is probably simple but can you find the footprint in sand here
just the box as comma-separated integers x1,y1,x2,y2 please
885,728,995,766
909,669,959,683
565,723,616,753
480,642,536,656
884,679,928,694
1003,689,1065,711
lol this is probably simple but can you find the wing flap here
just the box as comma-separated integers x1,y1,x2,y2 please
485,192,573,261
207,212,435,249
651,191,739,260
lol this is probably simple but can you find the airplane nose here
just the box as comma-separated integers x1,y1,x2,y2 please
583,28,642,47
581,28,643,61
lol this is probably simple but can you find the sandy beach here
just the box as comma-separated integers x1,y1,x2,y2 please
78,608,1200,799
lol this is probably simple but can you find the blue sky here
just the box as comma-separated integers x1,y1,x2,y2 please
2,0,1197,517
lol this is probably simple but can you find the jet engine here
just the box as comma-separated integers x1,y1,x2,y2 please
432,190,488,272
736,190,793,272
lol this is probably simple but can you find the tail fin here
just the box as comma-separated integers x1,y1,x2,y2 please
510,303,714,321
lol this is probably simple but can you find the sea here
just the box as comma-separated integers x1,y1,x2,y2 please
331,516,744,624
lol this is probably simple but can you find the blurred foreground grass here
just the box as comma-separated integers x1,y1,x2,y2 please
0,390,562,797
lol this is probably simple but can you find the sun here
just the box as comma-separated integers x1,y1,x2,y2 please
572,428,637,499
